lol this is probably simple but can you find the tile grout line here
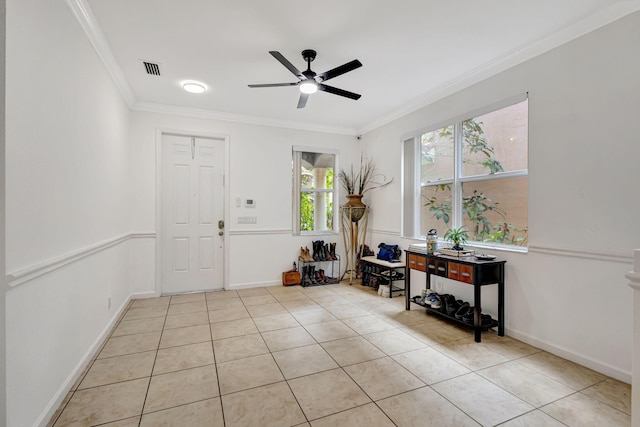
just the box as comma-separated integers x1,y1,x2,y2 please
206,292,227,427
135,294,172,426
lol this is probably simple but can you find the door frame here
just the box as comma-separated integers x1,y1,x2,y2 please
155,128,231,295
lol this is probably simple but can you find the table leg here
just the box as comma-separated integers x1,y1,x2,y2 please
474,282,482,343
498,277,505,337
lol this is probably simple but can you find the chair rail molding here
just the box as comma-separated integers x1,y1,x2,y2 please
6,232,156,287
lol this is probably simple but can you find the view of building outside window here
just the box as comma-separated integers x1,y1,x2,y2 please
421,99,528,246
298,151,335,232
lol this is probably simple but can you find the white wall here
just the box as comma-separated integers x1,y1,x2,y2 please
0,0,6,423
364,11,640,382
128,110,359,291
5,0,132,425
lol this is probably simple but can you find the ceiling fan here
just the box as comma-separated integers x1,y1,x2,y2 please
248,49,362,109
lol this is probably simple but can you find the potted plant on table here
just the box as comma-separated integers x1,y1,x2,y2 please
442,227,474,256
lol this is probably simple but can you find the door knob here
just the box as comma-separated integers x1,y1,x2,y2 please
219,231,224,236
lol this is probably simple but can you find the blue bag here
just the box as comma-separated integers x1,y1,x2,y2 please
377,243,400,261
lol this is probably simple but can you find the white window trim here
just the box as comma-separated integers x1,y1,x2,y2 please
292,146,339,236
403,94,529,250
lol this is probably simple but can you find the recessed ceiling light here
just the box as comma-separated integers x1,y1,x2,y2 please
182,81,207,94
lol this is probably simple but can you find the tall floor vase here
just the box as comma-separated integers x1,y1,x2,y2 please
341,204,369,285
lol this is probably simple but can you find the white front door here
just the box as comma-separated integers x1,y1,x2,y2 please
161,134,225,294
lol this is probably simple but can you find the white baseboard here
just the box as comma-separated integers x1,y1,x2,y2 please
227,280,282,290
36,295,132,427
131,291,161,300
506,328,631,384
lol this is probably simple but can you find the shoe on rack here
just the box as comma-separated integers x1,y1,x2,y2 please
303,247,314,262
430,295,442,309
454,302,470,319
444,296,461,316
462,307,475,324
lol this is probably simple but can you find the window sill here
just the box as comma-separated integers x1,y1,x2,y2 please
298,231,340,237
420,239,528,254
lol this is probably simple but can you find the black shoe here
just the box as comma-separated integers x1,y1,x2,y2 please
462,307,475,324
454,302,470,319
444,295,460,316
481,314,493,326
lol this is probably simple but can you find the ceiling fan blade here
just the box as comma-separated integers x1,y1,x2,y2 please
317,59,362,82
297,93,309,109
248,82,298,88
318,84,361,100
269,51,305,79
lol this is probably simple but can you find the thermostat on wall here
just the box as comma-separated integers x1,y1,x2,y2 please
245,199,256,208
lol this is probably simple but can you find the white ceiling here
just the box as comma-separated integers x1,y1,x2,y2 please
78,0,637,134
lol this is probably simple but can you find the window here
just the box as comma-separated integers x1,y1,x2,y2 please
293,147,337,235
404,96,528,248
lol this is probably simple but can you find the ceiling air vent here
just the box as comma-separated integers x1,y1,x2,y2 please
141,61,161,76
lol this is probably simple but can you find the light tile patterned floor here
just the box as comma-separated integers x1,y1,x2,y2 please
49,282,631,426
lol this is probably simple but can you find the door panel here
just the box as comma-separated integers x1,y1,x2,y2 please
162,134,225,294
173,238,189,272
199,166,214,225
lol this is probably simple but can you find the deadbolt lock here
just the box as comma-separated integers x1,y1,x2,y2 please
218,220,225,229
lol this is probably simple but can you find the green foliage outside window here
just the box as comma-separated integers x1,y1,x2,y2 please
300,169,334,232
424,120,527,246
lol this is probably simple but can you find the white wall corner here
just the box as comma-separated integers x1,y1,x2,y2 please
625,249,640,427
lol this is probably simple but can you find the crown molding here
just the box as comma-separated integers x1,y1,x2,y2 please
66,0,136,107
357,2,640,135
131,102,358,136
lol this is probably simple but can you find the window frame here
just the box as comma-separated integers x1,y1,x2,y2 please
403,94,529,250
292,146,339,236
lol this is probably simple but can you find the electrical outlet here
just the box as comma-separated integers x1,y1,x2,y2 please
436,280,444,293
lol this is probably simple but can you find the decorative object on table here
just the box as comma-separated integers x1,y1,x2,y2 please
441,227,474,257
338,154,393,284
426,229,438,254
475,253,496,260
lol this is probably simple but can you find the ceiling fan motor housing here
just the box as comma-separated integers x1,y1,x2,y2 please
301,49,317,63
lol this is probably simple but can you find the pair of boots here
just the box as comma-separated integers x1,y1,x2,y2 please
312,241,338,261
301,265,328,286
298,246,314,262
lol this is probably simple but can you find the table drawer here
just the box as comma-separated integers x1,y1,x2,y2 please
448,262,460,281
459,264,473,284
408,254,426,272
435,260,448,277
448,262,474,283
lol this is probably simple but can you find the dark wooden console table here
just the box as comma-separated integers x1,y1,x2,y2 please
405,250,505,342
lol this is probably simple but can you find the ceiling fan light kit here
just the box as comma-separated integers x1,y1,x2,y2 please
299,81,318,94
248,49,362,108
